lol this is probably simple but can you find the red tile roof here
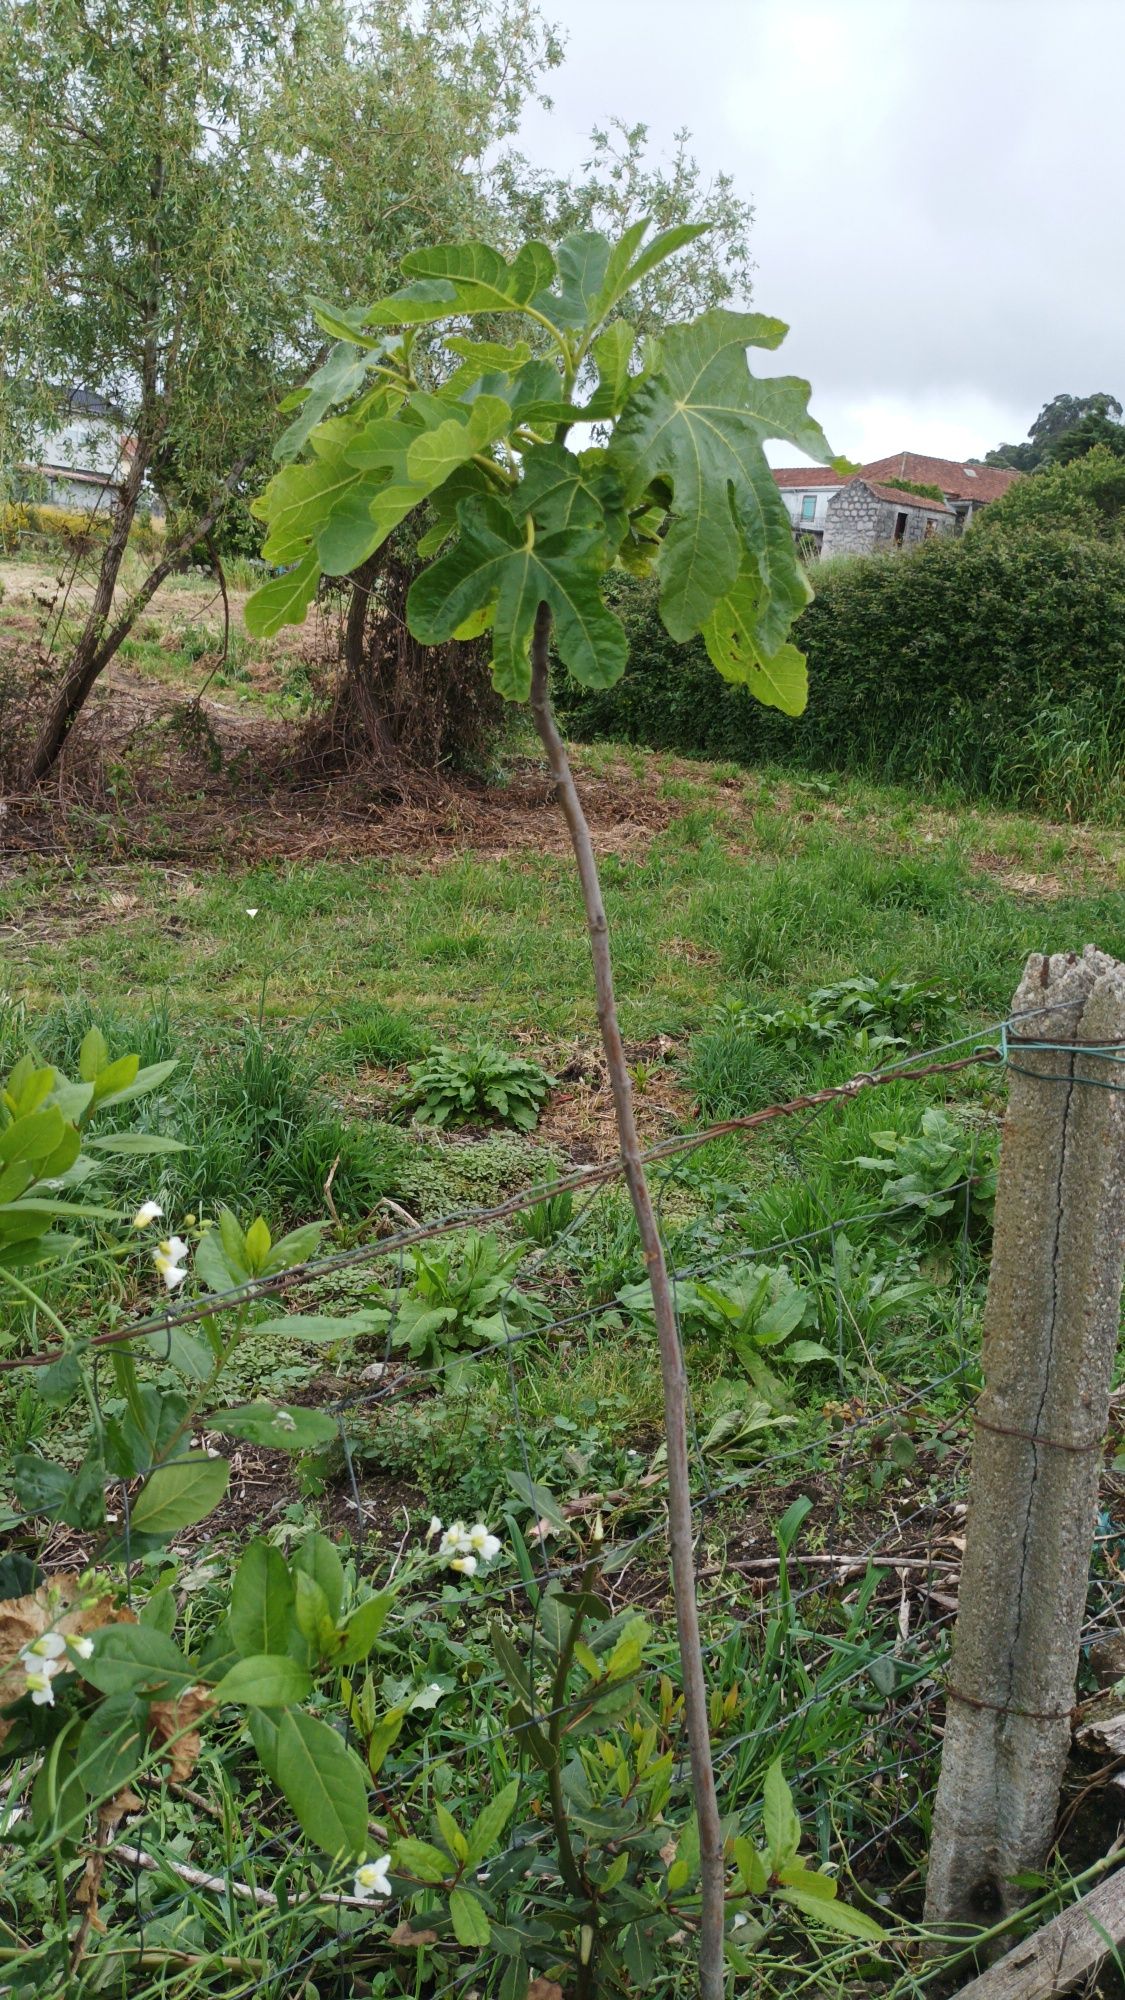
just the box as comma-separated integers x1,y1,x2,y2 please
860,452,1021,504
772,466,846,488
772,453,1022,507
862,481,951,514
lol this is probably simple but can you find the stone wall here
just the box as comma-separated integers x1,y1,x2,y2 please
821,481,954,559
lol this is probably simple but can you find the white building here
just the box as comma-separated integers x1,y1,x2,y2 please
22,388,136,512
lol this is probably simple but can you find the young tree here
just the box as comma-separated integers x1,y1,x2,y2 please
0,0,560,783
245,222,839,1997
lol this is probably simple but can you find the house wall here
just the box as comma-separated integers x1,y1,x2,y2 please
779,485,840,533
821,485,953,558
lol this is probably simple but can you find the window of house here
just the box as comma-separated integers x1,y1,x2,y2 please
800,494,817,522
893,511,909,546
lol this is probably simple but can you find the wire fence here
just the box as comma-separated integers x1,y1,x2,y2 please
4,1002,1125,1998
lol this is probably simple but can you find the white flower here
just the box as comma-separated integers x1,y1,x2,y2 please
425,1515,443,1542
273,1411,297,1433
153,1235,190,1290
467,1523,501,1561
244,908,259,918
450,1554,478,1578
68,1635,95,1661
353,1854,392,1899
132,1200,164,1229
25,1669,57,1707
732,1912,749,1931
438,1520,469,1558
24,1631,66,1661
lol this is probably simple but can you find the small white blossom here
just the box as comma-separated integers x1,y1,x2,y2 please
153,1235,190,1290
425,1515,443,1542
24,1631,66,1661
244,908,259,918
354,1854,392,1899
467,1523,501,1561
450,1554,478,1578
438,1520,469,1559
25,1669,57,1707
732,1913,749,1931
132,1200,164,1229
68,1635,95,1661
273,1411,297,1433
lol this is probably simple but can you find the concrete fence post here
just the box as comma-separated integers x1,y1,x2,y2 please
924,946,1125,1944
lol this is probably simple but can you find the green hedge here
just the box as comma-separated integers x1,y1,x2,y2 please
558,530,1125,818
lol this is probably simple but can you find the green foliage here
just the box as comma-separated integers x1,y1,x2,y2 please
621,1265,832,1411
975,445,1125,544
559,533,1125,820
710,975,952,1059
986,391,1124,470
880,477,946,502
247,220,835,716
366,1229,537,1368
400,1041,553,1131
852,1107,997,1236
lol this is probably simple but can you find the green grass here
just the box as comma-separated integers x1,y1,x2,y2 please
2,744,1122,1997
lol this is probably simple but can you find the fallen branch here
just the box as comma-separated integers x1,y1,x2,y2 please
113,1841,381,1911
951,1863,1125,2000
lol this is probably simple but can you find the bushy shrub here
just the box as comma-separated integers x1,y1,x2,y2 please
559,532,1125,818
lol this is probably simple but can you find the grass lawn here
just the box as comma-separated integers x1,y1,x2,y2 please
2,709,1124,1994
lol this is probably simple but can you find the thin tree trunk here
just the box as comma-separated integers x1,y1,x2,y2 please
24,447,260,784
528,604,725,2000
342,554,399,765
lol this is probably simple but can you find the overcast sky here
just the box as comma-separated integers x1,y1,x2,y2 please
517,0,1125,466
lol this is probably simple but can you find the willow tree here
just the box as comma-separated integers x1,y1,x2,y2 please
246,223,839,1996
0,0,560,783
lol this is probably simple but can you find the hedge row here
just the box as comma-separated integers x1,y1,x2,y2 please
557,529,1125,817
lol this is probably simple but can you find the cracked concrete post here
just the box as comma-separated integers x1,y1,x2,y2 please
924,947,1125,1947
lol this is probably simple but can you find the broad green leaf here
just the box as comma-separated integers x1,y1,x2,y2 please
0,1105,66,1168
85,1133,187,1156
609,309,833,640
308,295,390,348
79,1027,109,1081
467,1778,520,1865
77,1696,146,1796
130,1456,230,1536
243,1217,272,1271
408,493,627,700
435,1800,469,1863
702,562,810,715
248,1312,381,1342
335,1592,395,1664
229,1542,295,1658
144,1325,213,1385
250,1706,369,1858
90,1053,139,1102
211,1402,339,1451
245,549,321,639
444,335,532,390
391,240,556,317
393,1836,452,1884
534,228,612,331
588,217,650,321
606,1616,650,1682
365,1702,407,1777
264,1220,328,1273
515,444,625,551
449,1885,491,1947
214,1654,313,1706
274,341,390,462
775,1885,887,1941
612,221,711,305
94,1059,177,1110
586,321,635,421
503,1468,567,1533
404,394,513,487
292,1533,344,1620
763,1760,802,1872
734,1836,768,1894
81,1625,195,1698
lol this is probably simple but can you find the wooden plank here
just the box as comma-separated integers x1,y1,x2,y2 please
954,1867,1125,2000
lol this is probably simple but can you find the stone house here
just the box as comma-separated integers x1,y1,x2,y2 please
774,451,1021,555
819,479,952,557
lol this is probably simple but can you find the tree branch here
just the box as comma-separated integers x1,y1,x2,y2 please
527,603,725,2000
